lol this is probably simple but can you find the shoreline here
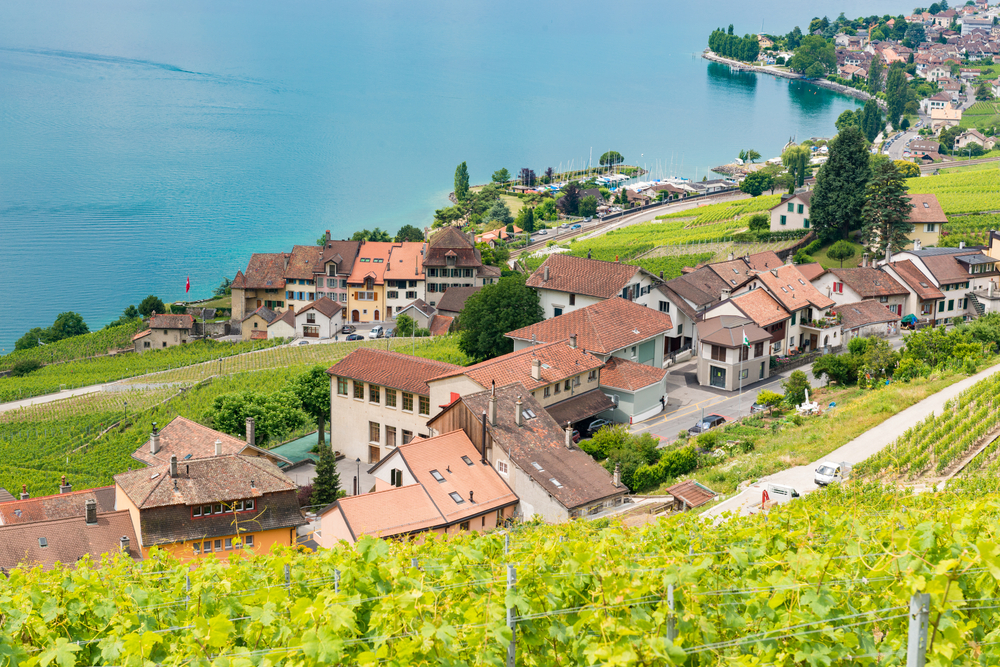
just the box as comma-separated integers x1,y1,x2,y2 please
702,51,886,109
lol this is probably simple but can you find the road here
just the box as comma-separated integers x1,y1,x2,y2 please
704,359,1000,520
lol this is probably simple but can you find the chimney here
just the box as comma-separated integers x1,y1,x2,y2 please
613,463,621,488
886,247,893,264
214,439,222,457
149,423,160,455
59,475,72,494
488,381,497,426
169,455,178,479
85,499,97,525
120,536,130,553
959,241,965,249
990,280,995,298
531,358,541,381
480,411,489,464
515,395,523,427
862,253,869,268
19,484,28,500
728,252,734,261
721,288,731,300
569,334,577,349
659,270,664,280
784,254,792,266
469,490,475,503
543,266,550,282
246,417,255,447
565,423,573,449
915,239,922,251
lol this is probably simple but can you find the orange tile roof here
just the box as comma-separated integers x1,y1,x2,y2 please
525,254,642,298
598,357,667,392
429,314,453,336
0,487,116,525
296,296,342,318
433,339,604,392
326,348,462,395
828,268,908,298
131,416,282,467
385,242,427,281
240,253,288,289
506,298,673,355
330,485,445,539
727,289,790,327
796,263,827,282
887,260,944,300
285,245,322,280
836,300,901,330
0,511,141,571
347,242,395,285
907,194,947,224
754,265,835,311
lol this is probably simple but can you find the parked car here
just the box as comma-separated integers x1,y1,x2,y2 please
750,402,765,414
572,429,581,444
537,229,548,235
560,222,570,229
814,461,852,486
345,334,364,341
584,216,592,222
296,340,310,346
687,414,726,436
369,325,384,339
383,328,395,338
587,418,613,435
341,325,356,334
570,223,582,231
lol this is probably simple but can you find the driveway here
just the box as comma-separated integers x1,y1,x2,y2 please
704,359,1000,519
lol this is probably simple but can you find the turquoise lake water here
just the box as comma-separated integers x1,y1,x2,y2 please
0,0,912,352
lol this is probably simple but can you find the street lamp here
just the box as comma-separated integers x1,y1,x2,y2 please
355,457,361,496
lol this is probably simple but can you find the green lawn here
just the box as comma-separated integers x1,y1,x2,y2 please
811,240,866,269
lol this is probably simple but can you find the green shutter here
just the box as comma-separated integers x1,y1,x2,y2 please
791,311,797,325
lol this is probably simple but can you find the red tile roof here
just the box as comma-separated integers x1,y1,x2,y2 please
131,417,288,467
434,339,603,392
887,260,944,300
241,306,278,324
328,485,445,539
386,242,427,281
726,289,790,327
250,330,268,340
240,253,288,289
828,268,909,298
231,270,246,290
326,348,462,395
296,296,342,319
317,240,362,276
836,300,901,330
348,242,395,286
506,298,673,355
429,314,454,336
754,265,835,311
796,263,827,282
0,487,116,526
285,245,322,280
436,286,483,314
666,480,717,509
269,308,296,329
698,315,772,348
525,254,642,299
0,511,141,571
132,329,153,342
149,314,194,330
425,227,483,268
907,194,947,224
598,357,667,392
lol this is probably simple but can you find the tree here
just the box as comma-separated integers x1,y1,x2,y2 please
544,167,554,183
395,313,422,337
515,206,535,233
213,277,232,297
484,199,514,228
748,214,770,233
561,182,581,216
459,274,543,362
786,26,803,49
106,304,142,329
746,149,761,163
836,109,861,134
138,295,166,317
48,312,90,341
599,151,624,167
290,365,331,448
395,224,424,243
811,353,853,385
782,370,811,406
903,22,926,48
885,66,910,130
805,62,827,79
756,390,784,414
860,98,883,142
433,205,464,228
579,195,598,218
827,239,857,267
789,35,836,74
739,171,775,197
861,160,914,257
518,168,536,187
351,227,392,242
477,242,510,268
208,389,309,446
536,198,558,221
454,162,470,201
810,126,871,241
781,145,811,189
893,160,920,178
491,168,511,186
310,444,342,508
14,327,50,351
976,81,994,101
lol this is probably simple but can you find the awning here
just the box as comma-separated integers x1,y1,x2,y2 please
545,390,616,427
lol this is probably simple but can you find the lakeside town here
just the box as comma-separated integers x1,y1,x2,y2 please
7,2,1000,663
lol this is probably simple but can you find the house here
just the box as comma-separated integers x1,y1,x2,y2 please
758,34,774,48
326,349,462,464
317,429,518,545
694,315,773,391
0,482,115,526
427,383,628,522
665,480,717,511
506,297,674,369
113,454,306,562
346,241,392,325
921,93,953,114
598,356,668,423
0,503,140,571
932,8,958,27
836,301,901,342
769,191,812,231
930,106,963,133
435,286,483,319
394,299,453,336
282,245,324,314
814,266,909,317
955,129,996,151
753,264,838,353
240,306,278,341
295,296,342,339
427,338,623,431
883,246,1000,321
882,259,947,322
132,313,194,353
382,241,428,322
921,65,951,81
476,225,523,247
230,254,289,320
131,417,292,468
962,16,994,35
702,288,791,357
525,254,666,318
423,227,494,307
907,194,947,248
314,233,362,309
267,308,296,339
993,78,1000,98
909,140,942,157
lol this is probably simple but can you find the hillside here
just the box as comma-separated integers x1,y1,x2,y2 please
3,482,1000,664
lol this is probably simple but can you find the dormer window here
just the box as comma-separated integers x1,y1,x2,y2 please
447,255,456,266
327,263,337,276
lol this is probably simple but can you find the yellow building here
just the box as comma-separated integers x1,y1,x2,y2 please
905,194,945,249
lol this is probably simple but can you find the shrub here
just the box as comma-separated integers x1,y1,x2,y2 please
790,414,805,426
629,446,697,492
756,389,784,413
782,370,811,406
894,356,926,382
9,359,43,377
804,240,823,254
848,336,869,356
793,250,813,264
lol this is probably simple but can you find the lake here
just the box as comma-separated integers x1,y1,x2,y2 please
0,0,912,352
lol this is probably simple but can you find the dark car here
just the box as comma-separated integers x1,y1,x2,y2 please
384,328,395,338
688,414,726,436
572,429,581,444
587,418,613,435
341,325,357,334
346,334,364,341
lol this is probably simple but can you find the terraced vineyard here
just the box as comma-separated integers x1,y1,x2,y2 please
655,194,781,226
941,213,1000,246
907,168,1000,215
0,320,144,369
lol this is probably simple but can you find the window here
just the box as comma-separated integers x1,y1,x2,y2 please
353,381,364,399
459,521,470,531
544,386,551,398
630,346,637,358
244,535,254,548
787,202,794,212
790,312,797,326
948,299,955,311
419,396,430,415
215,539,222,552
193,542,200,554
449,492,465,504
678,324,683,336
797,204,804,214
225,538,233,550
387,291,398,299
340,293,347,303
204,541,213,553
833,282,843,294
804,219,810,229
740,369,749,379
402,429,413,444
773,340,782,353
962,298,968,309
234,500,244,511
879,296,889,303
780,215,787,225
659,300,669,313
369,385,380,404
588,370,597,381
710,345,726,362
202,504,212,515
386,389,397,407
553,307,563,317
214,504,223,514
306,312,316,323
739,345,749,362
369,421,380,443
390,469,403,487
926,223,936,232
337,378,348,396
246,499,254,511
564,379,571,391
754,341,764,357
939,300,945,313
554,382,561,394
386,426,396,448
193,506,202,517
402,393,413,411
356,291,375,301
462,455,474,466
406,291,417,299
430,469,445,482
496,460,508,475
569,294,576,306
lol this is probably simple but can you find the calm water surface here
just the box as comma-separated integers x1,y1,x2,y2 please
0,0,912,351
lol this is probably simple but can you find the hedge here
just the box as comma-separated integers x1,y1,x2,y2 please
631,446,697,492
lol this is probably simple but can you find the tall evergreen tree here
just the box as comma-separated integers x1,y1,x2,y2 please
810,126,871,242
861,161,914,257
454,162,470,201
310,444,342,508
867,57,883,94
860,99,883,142
885,67,909,130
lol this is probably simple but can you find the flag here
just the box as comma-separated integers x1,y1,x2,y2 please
742,328,749,346
185,276,190,294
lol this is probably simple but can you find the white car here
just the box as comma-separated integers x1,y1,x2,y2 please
814,460,851,486
368,325,384,339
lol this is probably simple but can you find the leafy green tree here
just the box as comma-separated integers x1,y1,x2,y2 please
748,214,770,233
756,389,784,414
868,54,884,94
805,62,827,79
491,168,511,186
316,234,327,246
213,278,232,297
138,296,166,317
351,228,392,242
739,171,774,197
827,240,857,267
395,313,423,337
903,22,926,48
860,98,883,142
290,365,331,447
812,353,853,385
861,160,914,257
106,304,142,329
746,149,761,163
782,145,811,189
432,205,464,228
459,274,543,362
208,389,309,445
310,444,342,508
976,81,994,101
782,370,811,406
394,224,424,243
454,162,470,201
789,35,836,74
477,242,510,268
536,198,558,221
14,327,50,351
599,151,624,167
561,182,581,216
579,195,598,218
484,199,514,228
515,206,535,233
786,26,803,49
836,109,861,134
894,160,920,178
810,126,871,241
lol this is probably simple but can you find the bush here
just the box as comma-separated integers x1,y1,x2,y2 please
790,414,805,426
793,250,813,264
782,370,811,406
630,446,698,492
804,240,823,254
8,359,43,377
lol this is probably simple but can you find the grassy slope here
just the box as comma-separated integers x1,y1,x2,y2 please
811,240,866,269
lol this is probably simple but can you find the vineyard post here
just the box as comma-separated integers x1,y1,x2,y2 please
507,564,517,667
666,584,677,643
411,557,419,570
285,564,290,590
907,592,930,667
334,568,341,594
505,533,509,556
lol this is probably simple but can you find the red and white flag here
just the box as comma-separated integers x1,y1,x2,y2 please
185,276,190,293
